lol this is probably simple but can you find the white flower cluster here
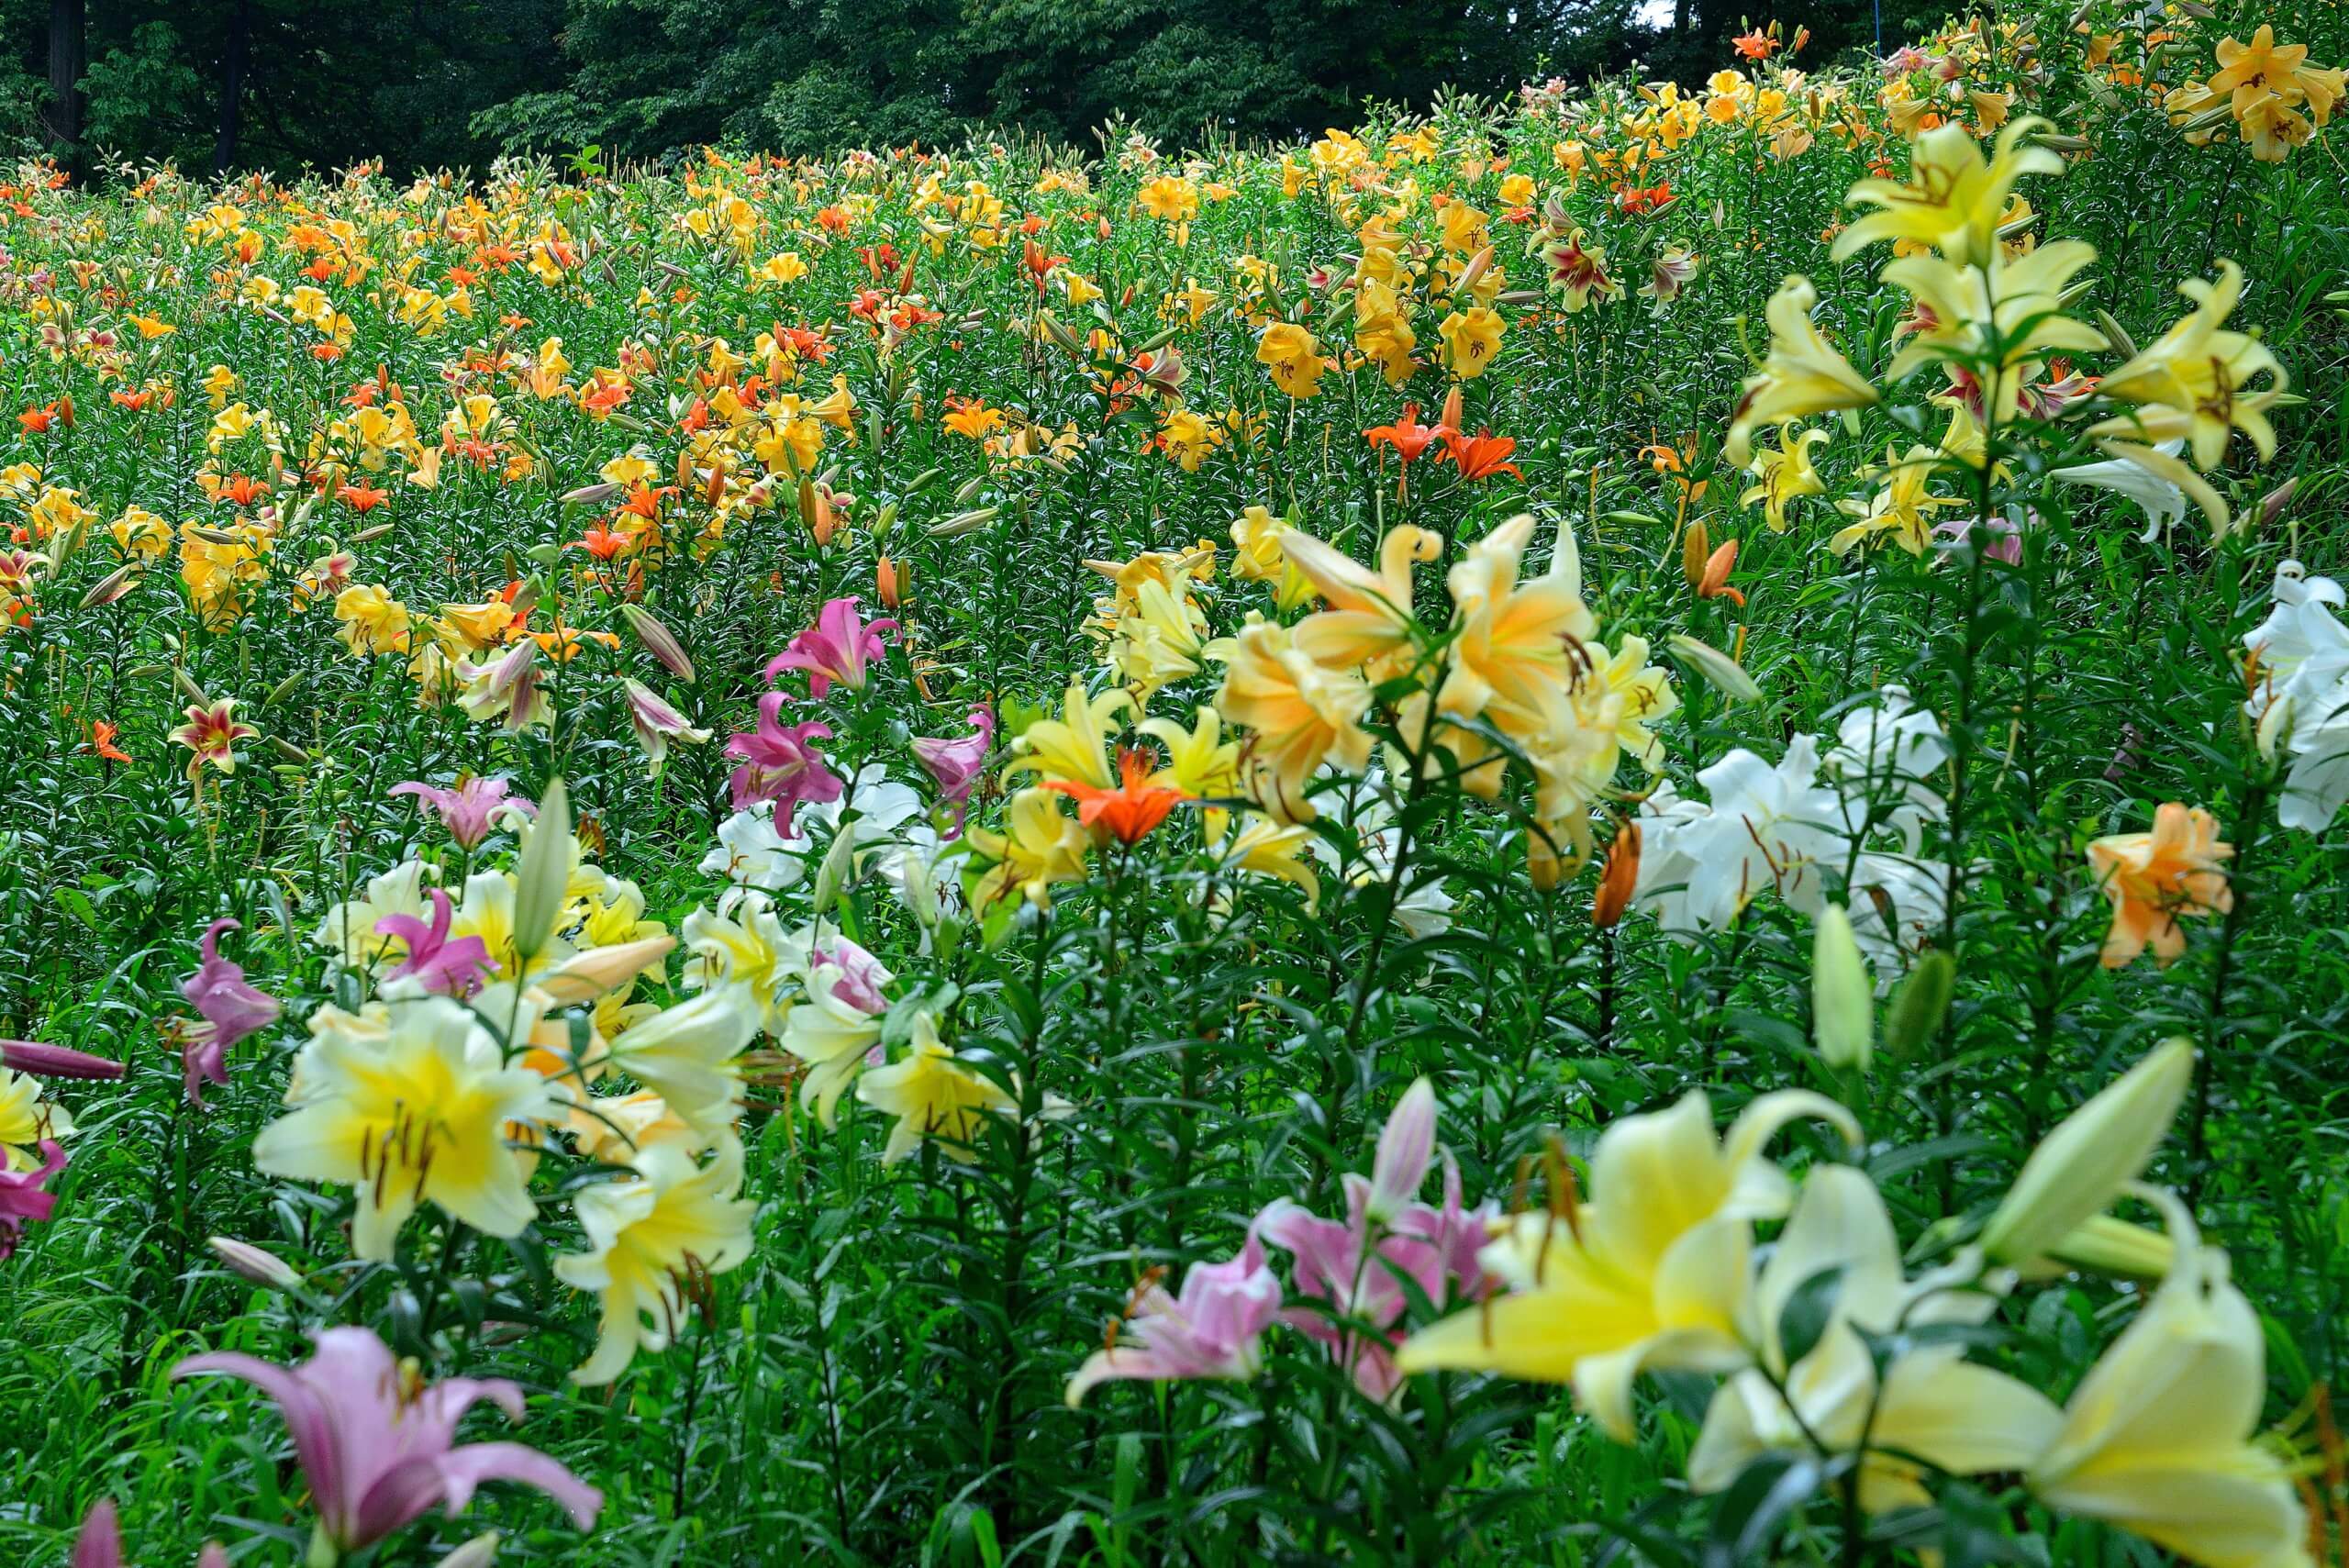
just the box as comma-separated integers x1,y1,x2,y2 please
1631,688,1952,975
2243,560,2349,831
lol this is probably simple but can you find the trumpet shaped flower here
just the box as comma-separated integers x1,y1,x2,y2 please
1725,277,1877,468
2086,804,2233,968
2027,1191,2312,1568
254,997,561,1259
1397,1088,1858,1438
1833,117,2065,268
174,1327,601,1555
556,1135,757,1385
763,595,896,696
856,1013,1017,1164
1065,1233,1282,1405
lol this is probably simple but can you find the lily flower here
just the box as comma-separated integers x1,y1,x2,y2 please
1687,1166,2061,1512
375,888,498,998
1066,1233,1283,1405
169,697,256,776
0,1139,64,1259
1397,1088,1859,1439
1363,404,1453,465
1043,747,1188,845
911,704,995,828
177,917,281,1106
1258,1078,1495,1400
723,693,844,828
763,595,896,696
2086,803,2233,968
1438,428,1524,483
621,679,713,775
454,640,551,731
173,1327,602,1557
2027,1188,2312,1568
1724,276,1877,468
389,776,535,849
555,1136,757,1385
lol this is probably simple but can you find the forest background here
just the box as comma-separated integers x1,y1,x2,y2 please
7,0,1950,175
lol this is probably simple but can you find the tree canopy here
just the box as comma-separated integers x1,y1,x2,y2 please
7,0,1954,174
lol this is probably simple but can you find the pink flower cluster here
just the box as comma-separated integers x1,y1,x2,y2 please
1067,1079,1495,1406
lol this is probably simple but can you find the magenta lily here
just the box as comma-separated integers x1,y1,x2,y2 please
389,775,535,850
72,1498,227,1568
376,888,497,997
763,595,896,696
178,917,281,1107
911,704,995,830
173,1327,602,1557
1065,1232,1282,1406
724,692,845,828
0,1139,64,1260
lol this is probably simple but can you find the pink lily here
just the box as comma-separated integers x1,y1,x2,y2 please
389,775,535,850
0,1139,64,1260
723,692,844,828
173,1327,602,1557
1256,1078,1495,1401
1932,512,2025,566
178,917,281,1107
809,934,891,1014
1065,1233,1282,1405
911,704,995,831
0,1040,125,1079
763,595,896,697
72,1498,227,1568
375,889,497,998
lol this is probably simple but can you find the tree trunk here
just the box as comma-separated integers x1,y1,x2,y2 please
214,0,251,174
46,0,83,172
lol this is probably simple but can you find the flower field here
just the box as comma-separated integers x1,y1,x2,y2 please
4,6,2349,1564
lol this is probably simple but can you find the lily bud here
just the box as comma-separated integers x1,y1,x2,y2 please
79,563,139,609
1439,384,1464,433
1665,633,1760,703
2254,694,2293,762
208,1236,303,1292
439,1533,502,1568
619,603,696,684
1810,904,1873,1071
1980,1036,2193,1267
928,506,1000,538
0,1039,126,1079
510,777,573,963
534,935,676,1006
1591,820,1640,928
810,821,858,915
1364,1077,1437,1223
1883,949,1954,1054
876,554,907,610
2037,1213,2174,1279
2259,477,2297,529
1680,518,1710,587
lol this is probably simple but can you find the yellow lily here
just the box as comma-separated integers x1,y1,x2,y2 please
1396,1088,1858,1439
1688,1166,2062,1512
2027,1188,2313,1568
1725,277,1877,468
